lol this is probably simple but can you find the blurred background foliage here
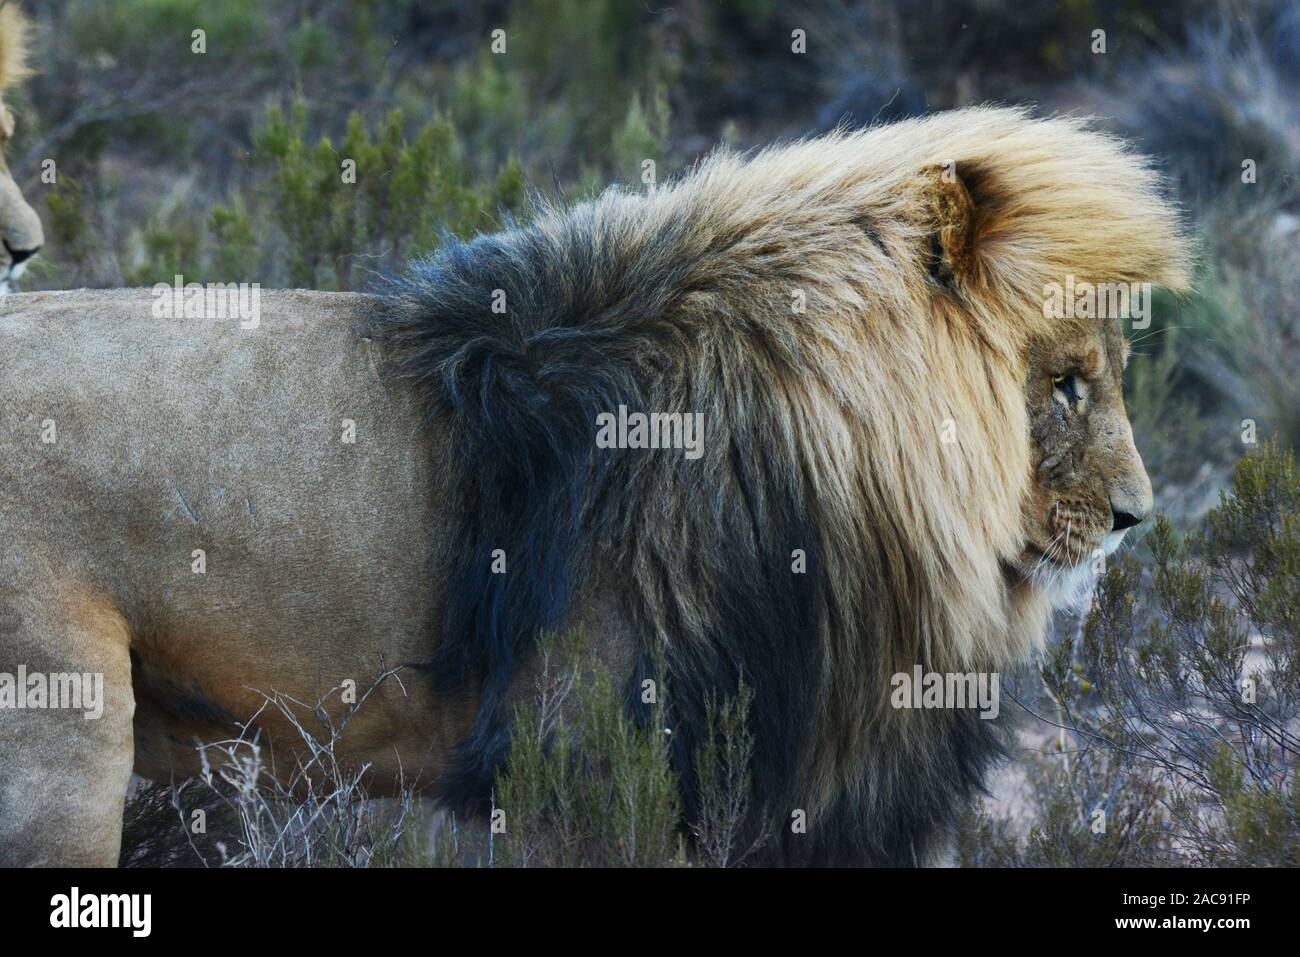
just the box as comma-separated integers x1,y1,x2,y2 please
14,0,1297,865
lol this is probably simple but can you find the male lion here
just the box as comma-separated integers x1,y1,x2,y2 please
0,3,42,293
0,107,1188,866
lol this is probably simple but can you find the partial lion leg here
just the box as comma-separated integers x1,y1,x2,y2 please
0,595,135,866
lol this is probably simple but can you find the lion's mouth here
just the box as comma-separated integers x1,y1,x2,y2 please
1028,527,1128,564
0,262,22,293
0,259,28,293
1023,500,1130,572
1022,539,1092,569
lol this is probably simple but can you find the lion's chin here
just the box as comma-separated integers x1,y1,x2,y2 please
1014,526,1133,610
1014,545,1105,611
1035,561,1098,611
1031,529,1130,610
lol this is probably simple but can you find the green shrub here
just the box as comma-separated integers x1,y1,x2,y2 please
119,101,528,289
492,630,685,868
490,630,768,867
964,442,1300,866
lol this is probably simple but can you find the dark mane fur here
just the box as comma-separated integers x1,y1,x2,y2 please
365,194,1003,864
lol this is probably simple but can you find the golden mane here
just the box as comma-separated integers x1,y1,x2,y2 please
0,3,31,90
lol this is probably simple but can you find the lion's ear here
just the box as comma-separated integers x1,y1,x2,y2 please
918,161,980,287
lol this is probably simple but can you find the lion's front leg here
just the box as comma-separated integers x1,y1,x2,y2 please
0,593,136,866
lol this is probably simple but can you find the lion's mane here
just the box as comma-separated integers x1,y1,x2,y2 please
0,5,31,90
368,106,1191,864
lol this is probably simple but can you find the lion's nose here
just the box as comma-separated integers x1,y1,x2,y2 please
1111,508,1143,531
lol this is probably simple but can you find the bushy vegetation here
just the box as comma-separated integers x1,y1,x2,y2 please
962,444,1300,867
491,632,685,868
139,101,528,289
121,634,764,868
121,672,429,867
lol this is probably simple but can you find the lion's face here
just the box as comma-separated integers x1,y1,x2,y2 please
1016,317,1152,603
0,92,42,293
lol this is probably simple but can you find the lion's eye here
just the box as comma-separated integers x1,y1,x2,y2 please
1052,373,1079,405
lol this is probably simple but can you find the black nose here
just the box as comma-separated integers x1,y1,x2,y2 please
4,241,39,265
1111,509,1142,531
